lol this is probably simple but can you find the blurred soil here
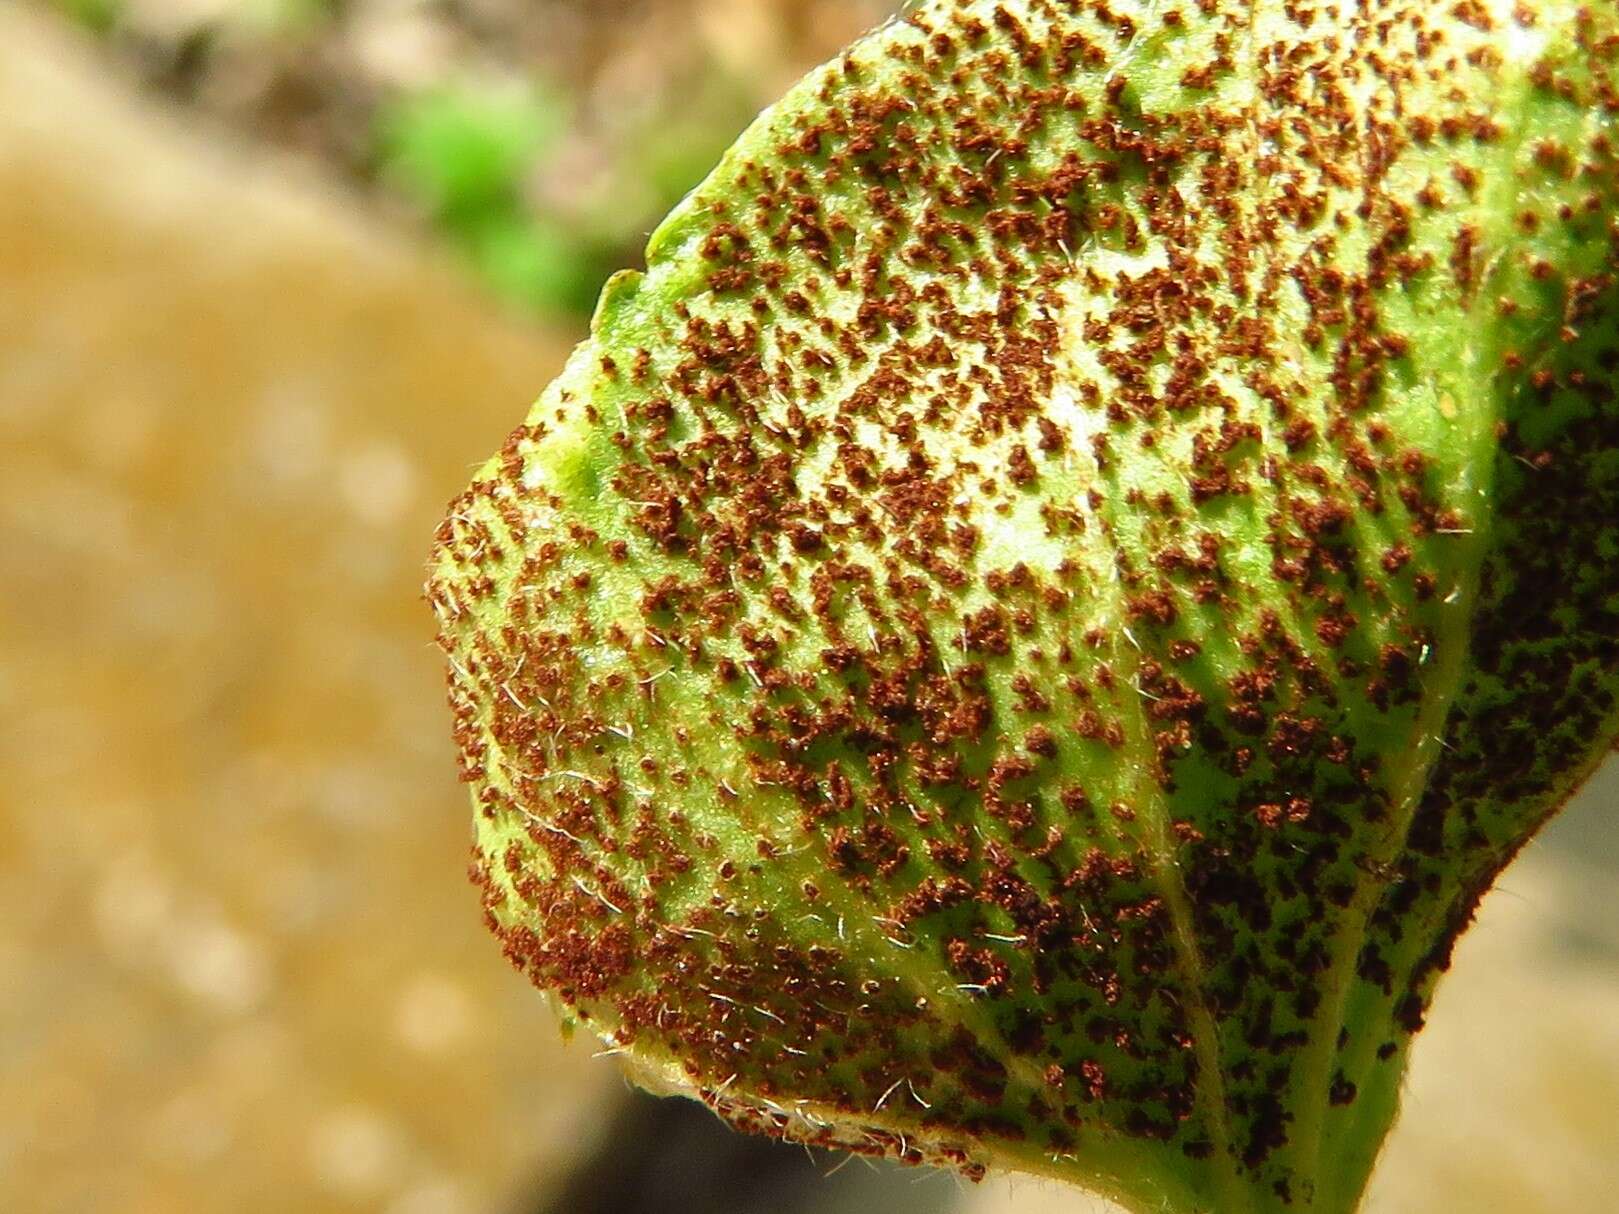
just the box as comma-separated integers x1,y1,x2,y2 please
0,10,614,1212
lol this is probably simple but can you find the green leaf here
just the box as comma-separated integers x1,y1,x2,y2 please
465,215,607,319
378,80,564,233
427,3,1618,1211
54,0,121,35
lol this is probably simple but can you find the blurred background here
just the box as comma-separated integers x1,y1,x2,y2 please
0,2,1615,1211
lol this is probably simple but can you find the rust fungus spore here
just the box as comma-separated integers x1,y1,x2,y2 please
428,3,1618,1212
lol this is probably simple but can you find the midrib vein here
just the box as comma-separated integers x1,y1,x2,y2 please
1081,9,1281,1208
1285,42,1539,1200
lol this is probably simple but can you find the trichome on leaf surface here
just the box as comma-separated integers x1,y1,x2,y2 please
428,2,1619,1211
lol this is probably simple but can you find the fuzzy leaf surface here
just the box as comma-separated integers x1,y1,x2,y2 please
429,2,1619,1210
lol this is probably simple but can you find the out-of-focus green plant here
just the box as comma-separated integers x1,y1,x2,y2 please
55,0,120,34
376,80,605,316
242,0,334,34
378,82,564,235
376,74,771,320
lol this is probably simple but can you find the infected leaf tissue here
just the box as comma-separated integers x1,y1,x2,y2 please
428,2,1619,1211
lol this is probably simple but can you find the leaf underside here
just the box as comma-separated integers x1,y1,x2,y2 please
428,2,1619,1211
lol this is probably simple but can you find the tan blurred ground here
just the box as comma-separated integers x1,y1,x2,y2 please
2,6,1616,1214
0,10,615,1212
